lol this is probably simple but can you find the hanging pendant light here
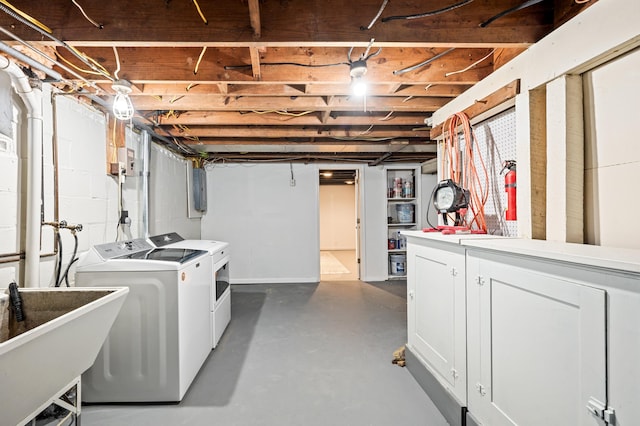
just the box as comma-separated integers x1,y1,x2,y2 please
111,79,134,120
350,60,368,97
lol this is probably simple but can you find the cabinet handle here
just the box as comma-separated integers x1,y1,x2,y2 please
476,383,486,396
408,290,414,300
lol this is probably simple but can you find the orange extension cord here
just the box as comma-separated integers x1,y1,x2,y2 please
440,112,489,232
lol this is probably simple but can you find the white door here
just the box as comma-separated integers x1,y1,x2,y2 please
407,242,467,404
467,254,606,426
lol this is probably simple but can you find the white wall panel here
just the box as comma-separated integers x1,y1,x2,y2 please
584,48,640,248
361,166,388,282
420,173,438,229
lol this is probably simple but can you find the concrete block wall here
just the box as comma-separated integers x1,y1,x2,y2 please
0,74,198,288
149,144,201,239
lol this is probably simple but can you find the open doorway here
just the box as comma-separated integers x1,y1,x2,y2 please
319,169,360,281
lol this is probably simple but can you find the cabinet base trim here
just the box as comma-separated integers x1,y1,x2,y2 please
405,346,467,426
466,411,481,426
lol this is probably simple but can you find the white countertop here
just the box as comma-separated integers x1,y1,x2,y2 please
401,230,506,245
402,230,640,274
462,238,640,274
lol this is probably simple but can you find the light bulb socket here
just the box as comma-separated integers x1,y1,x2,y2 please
112,79,132,95
349,60,368,79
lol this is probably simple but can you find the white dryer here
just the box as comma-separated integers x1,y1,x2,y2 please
75,238,211,402
150,233,231,349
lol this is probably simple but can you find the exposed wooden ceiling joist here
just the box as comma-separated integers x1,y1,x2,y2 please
0,0,597,163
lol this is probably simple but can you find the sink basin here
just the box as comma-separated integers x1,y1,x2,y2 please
0,287,128,425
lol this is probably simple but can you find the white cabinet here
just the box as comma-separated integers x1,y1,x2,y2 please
466,251,606,426
406,236,467,405
386,167,419,279
404,235,633,426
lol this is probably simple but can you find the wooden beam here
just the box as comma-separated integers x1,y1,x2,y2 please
248,0,261,39
163,125,431,138
217,83,228,95
430,79,521,138
198,152,437,163
132,94,451,111
136,82,473,97
55,46,495,84
0,0,550,46
181,138,433,146
156,111,428,126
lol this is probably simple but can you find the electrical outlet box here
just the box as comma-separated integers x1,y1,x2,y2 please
117,147,135,176
192,167,207,212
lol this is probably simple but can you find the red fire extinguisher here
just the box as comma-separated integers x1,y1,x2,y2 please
502,160,517,221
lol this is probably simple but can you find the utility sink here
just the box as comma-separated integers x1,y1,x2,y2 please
0,286,128,426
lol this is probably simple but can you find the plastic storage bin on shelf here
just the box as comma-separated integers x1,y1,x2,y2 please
390,253,407,275
396,204,415,223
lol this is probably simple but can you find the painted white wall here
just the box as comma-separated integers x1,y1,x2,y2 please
584,48,640,248
421,173,438,229
202,163,320,284
319,185,356,250
360,165,388,281
149,144,201,239
201,162,406,283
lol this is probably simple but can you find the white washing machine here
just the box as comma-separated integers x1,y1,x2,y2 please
75,238,211,402
150,233,231,349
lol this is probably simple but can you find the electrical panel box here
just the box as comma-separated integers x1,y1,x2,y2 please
117,147,135,176
192,167,207,212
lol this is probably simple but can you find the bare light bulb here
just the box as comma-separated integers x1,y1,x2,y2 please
352,78,367,97
349,60,368,97
112,80,134,121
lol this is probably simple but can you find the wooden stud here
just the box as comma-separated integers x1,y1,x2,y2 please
430,79,520,138
249,46,262,81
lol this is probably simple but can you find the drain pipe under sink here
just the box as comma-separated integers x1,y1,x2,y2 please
0,56,44,288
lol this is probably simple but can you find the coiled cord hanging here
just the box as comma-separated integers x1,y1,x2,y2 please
441,112,488,232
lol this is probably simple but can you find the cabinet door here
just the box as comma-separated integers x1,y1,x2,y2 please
467,254,606,426
407,243,467,404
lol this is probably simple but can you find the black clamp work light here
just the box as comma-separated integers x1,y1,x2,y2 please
432,179,470,225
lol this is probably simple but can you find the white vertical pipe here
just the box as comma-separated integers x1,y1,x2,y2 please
141,130,150,238
0,57,43,288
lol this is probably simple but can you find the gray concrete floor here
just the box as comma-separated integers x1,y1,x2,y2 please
81,281,447,425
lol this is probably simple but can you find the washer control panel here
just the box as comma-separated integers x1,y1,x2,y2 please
94,238,154,260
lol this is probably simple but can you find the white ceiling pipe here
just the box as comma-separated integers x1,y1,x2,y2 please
0,56,43,288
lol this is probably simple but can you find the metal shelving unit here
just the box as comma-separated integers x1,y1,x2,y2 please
386,167,420,279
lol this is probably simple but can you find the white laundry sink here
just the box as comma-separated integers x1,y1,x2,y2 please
0,287,128,425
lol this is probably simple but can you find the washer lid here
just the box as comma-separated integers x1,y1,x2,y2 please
116,248,206,264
